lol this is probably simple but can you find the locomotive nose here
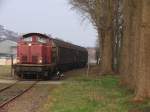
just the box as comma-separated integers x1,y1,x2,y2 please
18,43,43,64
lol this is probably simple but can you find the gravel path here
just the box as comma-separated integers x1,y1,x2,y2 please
0,80,16,84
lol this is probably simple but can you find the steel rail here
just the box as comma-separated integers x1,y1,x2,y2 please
0,81,19,93
0,81,38,108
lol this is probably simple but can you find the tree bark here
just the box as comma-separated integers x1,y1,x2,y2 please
134,0,150,100
100,29,113,74
120,0,150,100
120,0,138,89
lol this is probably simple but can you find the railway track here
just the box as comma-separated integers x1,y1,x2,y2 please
0,81,38,108
0,81,19,93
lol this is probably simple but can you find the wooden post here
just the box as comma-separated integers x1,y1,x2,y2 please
11,55,13,77
86,55,90,77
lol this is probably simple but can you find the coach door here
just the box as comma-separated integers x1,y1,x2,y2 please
51,47,57,64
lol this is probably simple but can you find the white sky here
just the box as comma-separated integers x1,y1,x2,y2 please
0,0,97,47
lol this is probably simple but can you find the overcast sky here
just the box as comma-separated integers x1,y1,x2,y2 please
0,0,97,47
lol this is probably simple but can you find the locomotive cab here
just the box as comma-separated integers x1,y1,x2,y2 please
17,34,52,64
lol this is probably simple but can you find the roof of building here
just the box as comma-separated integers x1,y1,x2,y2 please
0,40,17,55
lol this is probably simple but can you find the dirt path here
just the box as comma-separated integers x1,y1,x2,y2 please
0,84,59,112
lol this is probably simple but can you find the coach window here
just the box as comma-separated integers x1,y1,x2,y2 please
23,37,32,42
37,37,47,43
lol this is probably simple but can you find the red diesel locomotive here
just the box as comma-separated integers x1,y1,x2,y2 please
13,33,88,79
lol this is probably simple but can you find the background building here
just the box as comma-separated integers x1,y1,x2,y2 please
0,40,17,65
87,47,97,64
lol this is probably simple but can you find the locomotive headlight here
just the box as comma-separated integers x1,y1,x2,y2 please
38,57,42,64
39,59,42,63
28,43,32,46
17,58,20,63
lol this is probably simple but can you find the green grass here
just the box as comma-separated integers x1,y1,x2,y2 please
0,65,11,79
38,75,150,112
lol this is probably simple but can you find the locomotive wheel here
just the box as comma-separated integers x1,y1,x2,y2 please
42,72,49,80
13,70,21,80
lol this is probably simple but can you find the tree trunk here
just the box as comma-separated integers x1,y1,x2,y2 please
100,29,113,74
119,0,131,86
134,0,150,100
120,0,138,89
120,0,150,100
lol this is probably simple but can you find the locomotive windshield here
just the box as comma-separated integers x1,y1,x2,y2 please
37,37,47,43
23,36,32,42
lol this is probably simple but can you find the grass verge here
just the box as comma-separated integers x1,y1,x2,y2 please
0,65,11,79
38,75,150,112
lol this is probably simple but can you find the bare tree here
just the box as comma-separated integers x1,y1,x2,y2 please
119,0,150,101
69,0,116,74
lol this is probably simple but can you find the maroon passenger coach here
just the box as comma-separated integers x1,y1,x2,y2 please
13,33,88,79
